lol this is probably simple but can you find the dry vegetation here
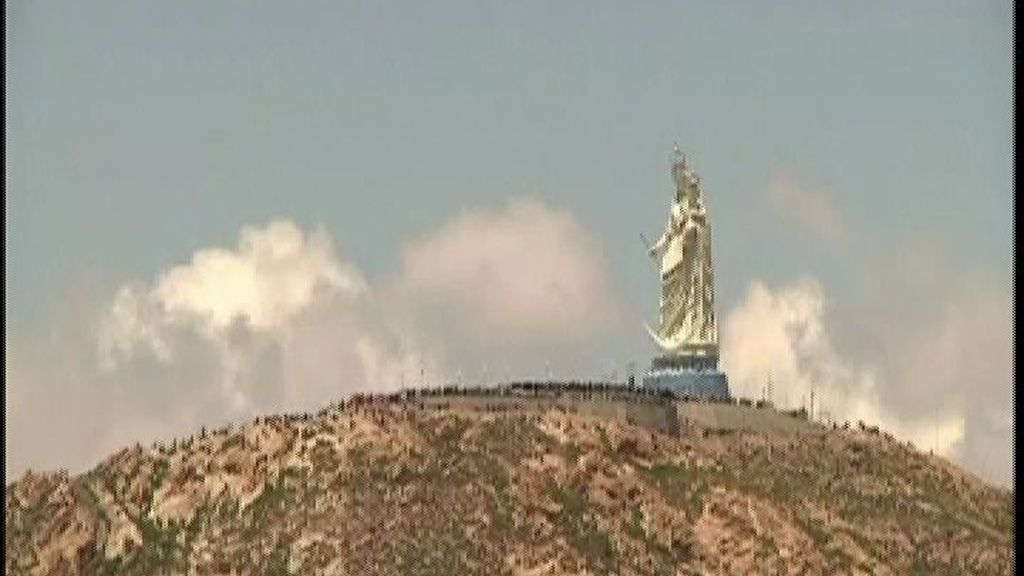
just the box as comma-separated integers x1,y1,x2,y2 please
5,385,1014,575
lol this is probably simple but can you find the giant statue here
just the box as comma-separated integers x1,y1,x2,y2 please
642,147,730,398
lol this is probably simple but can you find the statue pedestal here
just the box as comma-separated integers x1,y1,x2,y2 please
642,355,730,399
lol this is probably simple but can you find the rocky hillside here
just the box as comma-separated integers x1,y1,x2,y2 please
5,385,1015,575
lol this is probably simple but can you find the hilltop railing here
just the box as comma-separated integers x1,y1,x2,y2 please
328,380,755,411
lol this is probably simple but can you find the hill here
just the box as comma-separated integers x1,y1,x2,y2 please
5,384,1015,575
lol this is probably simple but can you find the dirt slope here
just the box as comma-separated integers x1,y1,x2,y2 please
5,388,1014,575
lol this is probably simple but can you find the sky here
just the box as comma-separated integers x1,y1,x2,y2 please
5,1,1013,487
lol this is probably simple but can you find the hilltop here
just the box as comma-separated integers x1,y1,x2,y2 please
5,383,1015,575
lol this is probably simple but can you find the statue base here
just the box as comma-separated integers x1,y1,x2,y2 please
642,355,730,400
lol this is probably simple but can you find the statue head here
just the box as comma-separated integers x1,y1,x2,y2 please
672,147,688,200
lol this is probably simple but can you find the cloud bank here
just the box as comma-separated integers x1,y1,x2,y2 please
392,198,624,380
5,199,623,479
5,196,1011,489
746,171,1012,487
721,273,1012,487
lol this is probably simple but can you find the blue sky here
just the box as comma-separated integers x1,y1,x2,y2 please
4,1,1014,485
6,0,1012,324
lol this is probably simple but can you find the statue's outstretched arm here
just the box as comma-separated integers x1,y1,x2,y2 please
650,222,671,255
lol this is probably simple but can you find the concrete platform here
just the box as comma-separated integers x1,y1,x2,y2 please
642,369,730,399
676,401,811,435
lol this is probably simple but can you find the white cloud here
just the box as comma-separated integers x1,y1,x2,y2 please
391,197,625,379
93,220,381,416
7,220,422,478
98,286,172,370
721,275,1011,486
155,221,367,332
721,278,879,422
8,196,1009,489
6,199,624,478
397,198,618,340
98,220,367,368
